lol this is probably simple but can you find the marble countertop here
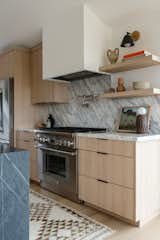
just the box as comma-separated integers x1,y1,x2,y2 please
17,128,160,142
76,132,160,142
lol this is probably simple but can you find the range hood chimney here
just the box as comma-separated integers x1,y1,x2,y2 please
43,1,111,81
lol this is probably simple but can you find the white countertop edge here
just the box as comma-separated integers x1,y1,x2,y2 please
76,132,160,142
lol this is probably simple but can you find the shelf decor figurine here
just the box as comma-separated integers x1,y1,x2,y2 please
107,48,119,64
117,77,126,92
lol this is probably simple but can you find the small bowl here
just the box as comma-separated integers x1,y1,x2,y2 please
132,81,151,90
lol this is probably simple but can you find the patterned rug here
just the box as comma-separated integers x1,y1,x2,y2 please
30,190,113,240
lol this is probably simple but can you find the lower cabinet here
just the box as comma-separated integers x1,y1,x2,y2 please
16,131,39,182
79,176,134,220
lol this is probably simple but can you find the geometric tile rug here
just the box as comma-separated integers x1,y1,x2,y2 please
30,190,114,240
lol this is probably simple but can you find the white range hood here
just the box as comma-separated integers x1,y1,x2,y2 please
43,1,111,81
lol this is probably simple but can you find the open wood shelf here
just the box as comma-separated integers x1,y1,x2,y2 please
99,88,160,99
99,55,160,73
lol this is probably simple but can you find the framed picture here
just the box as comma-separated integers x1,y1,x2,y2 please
117,106,151,133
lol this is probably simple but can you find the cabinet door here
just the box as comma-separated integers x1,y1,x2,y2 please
31,45,69,104
79,176,99,206
16,139,39,182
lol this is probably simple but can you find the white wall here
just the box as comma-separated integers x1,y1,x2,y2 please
84,5,112,71
110,14,160,88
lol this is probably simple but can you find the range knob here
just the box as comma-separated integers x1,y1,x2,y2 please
67,141,74,147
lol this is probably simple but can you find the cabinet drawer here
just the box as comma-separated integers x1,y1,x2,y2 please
79,175,135,220
77,137,97,151
79,150,135,189
97,139,135,158
78,137,135,158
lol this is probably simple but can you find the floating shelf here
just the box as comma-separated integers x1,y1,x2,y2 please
99,55,160,73
99,88,160,99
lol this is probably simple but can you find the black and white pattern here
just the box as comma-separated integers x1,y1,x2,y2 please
30,190,113,240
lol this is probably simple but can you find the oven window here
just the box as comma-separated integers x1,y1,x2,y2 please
45,154,66,178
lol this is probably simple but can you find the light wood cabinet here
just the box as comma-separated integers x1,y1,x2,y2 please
31,45,70,104
16,131,39,182
78,136,160,226
79,150,135,188
79,176,134,220
78,137,135,157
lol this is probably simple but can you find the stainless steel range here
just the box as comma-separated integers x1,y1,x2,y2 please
36,127,106,201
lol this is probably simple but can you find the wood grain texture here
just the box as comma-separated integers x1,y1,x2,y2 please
99,55,160,73
79,175,135,221
78,150,135,188
16,131,39,182
31,45,69,104
99,88,160,99
78,136,135,158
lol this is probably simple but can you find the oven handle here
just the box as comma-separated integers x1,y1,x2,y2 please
38,146,77,156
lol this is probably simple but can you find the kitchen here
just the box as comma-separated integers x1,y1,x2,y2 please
1,0,160,240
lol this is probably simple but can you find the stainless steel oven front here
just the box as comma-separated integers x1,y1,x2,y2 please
38,147,78,201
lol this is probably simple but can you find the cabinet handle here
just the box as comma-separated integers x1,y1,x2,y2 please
97,138,108,141
97,151,109,155
23,140,30,143
97,179,109,184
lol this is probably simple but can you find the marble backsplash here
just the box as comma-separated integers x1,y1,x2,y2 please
48,75,160,134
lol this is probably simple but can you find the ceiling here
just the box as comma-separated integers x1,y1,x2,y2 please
0,0,159,51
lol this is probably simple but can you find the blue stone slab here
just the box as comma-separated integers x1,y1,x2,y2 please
0,146,29,240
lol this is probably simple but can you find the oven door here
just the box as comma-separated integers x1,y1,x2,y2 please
38,147,78,200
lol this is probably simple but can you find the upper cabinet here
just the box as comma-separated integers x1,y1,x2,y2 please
31,45,69,104
43,3,111,80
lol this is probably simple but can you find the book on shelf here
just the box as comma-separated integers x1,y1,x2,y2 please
121,54,160,62
121,54,146,62
123,50,151,59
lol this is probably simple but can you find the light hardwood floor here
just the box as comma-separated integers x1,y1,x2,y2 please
31,183,160,240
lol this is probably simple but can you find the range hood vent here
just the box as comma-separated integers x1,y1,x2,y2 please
52,70,106,81
43,2,112,81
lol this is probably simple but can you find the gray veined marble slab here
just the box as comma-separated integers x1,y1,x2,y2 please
46,75,160,134
0,147,29,240
76,132,160,142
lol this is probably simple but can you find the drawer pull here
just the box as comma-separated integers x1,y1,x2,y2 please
97,179,109,184
23,140,30,143
97,138,108,141
97,151,109,155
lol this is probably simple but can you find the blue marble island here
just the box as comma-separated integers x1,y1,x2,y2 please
0,144,29,240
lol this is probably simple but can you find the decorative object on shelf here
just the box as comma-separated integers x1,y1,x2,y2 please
133,81,151,90
121,50,151,62
136,107,149,134
121,31,140,47
35,121,46,129
46,114,55,128
117,77,126,92
117,106,151,133
107,48,119,64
